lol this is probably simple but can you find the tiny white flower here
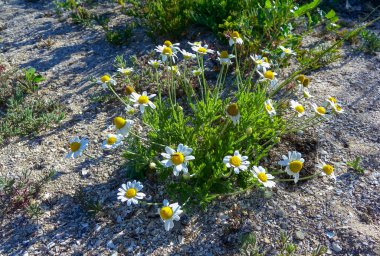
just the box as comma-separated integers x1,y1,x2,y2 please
264,99,276,116
251,166,276,188
250,54,271,72
97,75,116,89
159,199,183,231
161,144,195,176
188,41,202,47
311,103,327,116
117,67,134,76
192,68,203,76
112,116,134,136
258,70,279,89
167,65,180,76
223,150,250,174
278,151,304,183
326,96,344,114
229,31,243,46
191,43,214,55
226,103,241,125
290,100,306,117
130,91,156,113
316,160,336,181
279,46,296,58
102,134,123,150
148,59,163,69
180,49,196,60
117,181,146,206
163,40,181,52
66,137,89,159
217,50,235,65
155,45,178,63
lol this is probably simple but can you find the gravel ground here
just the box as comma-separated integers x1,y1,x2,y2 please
0,0,379,255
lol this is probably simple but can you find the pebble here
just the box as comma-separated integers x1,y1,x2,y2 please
332,242,343,252
295,230,305,240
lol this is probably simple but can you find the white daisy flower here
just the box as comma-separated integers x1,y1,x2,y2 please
191,43,214,55
117,67,134,76
192,68,203,76
188,41,202,47
66,137,89,159
226,103,241,125
250,54,271,72
302,88,313,98
311,103,327,116
290,100,306,117
217,50,235,65
160,144,195,176
264,99,276,117
163,40,181,53
316,160,336,181
148,59,163,69
130,91,156,113
279,46,296,58
167,65,180,76
180,49,196,60
155,45,178,63
112,116,134,136
97,75,116,89
278,151,305,183
159,199,183,231
229,31,244,46
117,181,146,206
223,150,250,174
251,166,276,188
326,96,344,114
258,70,277,81
102,134,123,150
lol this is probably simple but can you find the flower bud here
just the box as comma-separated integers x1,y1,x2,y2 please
149,162,156,170
246,127,253,135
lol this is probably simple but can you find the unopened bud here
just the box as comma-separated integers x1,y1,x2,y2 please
246,127,253,135
149,162,156,169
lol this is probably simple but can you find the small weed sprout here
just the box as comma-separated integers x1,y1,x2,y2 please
347,156,365,174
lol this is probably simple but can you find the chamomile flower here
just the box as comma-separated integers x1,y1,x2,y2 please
155,45,178,63
125,85,135,96
192,68,203,76
159,199,183,231
311,103,327,116
250,54,271,72
180,49,196,60
217,51,235,65
223,150,250,174
148,59,163,69
302,88,313,99
279,46,296,58
97,75,116,89
125,105,136,115
117,181,146,206
258,70,278,81
290,100,306,117
130,91,156,113
161,144,195,176
278,151,305,183
316,160,336,181
188,41,202,47
251,166,276,188
66,137,89,159
163,40,181,52
191,43,214,55
102,134,123,150
117,67,134,76
326,96,344,114
229,31,244,46
112,116,134,136
167,65,180,76
226,103,241,125
264,99,276,116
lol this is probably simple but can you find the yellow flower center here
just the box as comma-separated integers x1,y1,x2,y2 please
322,164,334,175
256,59,263,65
125,85,135,95
257,172,268,182
70,142,81,152
263,57,269,63
303,78,310,87
316,106,326,115
295,105,304,114
232,31,240,38
107,136,117,145
226,103,239,116
101,75,110,83
296,75,305,83
264,70,275,80
284,48,291,54
125,188,137,198
229,156,241,167
138,95,149,104
335,104,342,111
329,97,337,103
171,152,185,165
162,46,172,55
164,40,172,47
113,116,126,129
198,47,207,54
289,160,303,173
160,206,173,220
265,104,272,112
220,51,229,58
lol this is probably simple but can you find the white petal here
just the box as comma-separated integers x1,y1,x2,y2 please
161,153,171,159
164,220,174,231
165,146,175,155
234,168,240,174
185,155,195,161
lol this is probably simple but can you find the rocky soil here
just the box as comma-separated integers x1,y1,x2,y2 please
0,0,379,255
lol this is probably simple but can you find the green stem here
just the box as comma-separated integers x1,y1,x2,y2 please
107,83,130,108
277,173,320,182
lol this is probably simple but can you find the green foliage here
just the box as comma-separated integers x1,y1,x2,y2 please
240,233,263,256
104,25,134,45
347,156,365,174
278,231,297,256
357,29,380,54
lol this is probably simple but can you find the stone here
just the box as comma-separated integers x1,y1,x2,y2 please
295,230,305,240
332,242,342,252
